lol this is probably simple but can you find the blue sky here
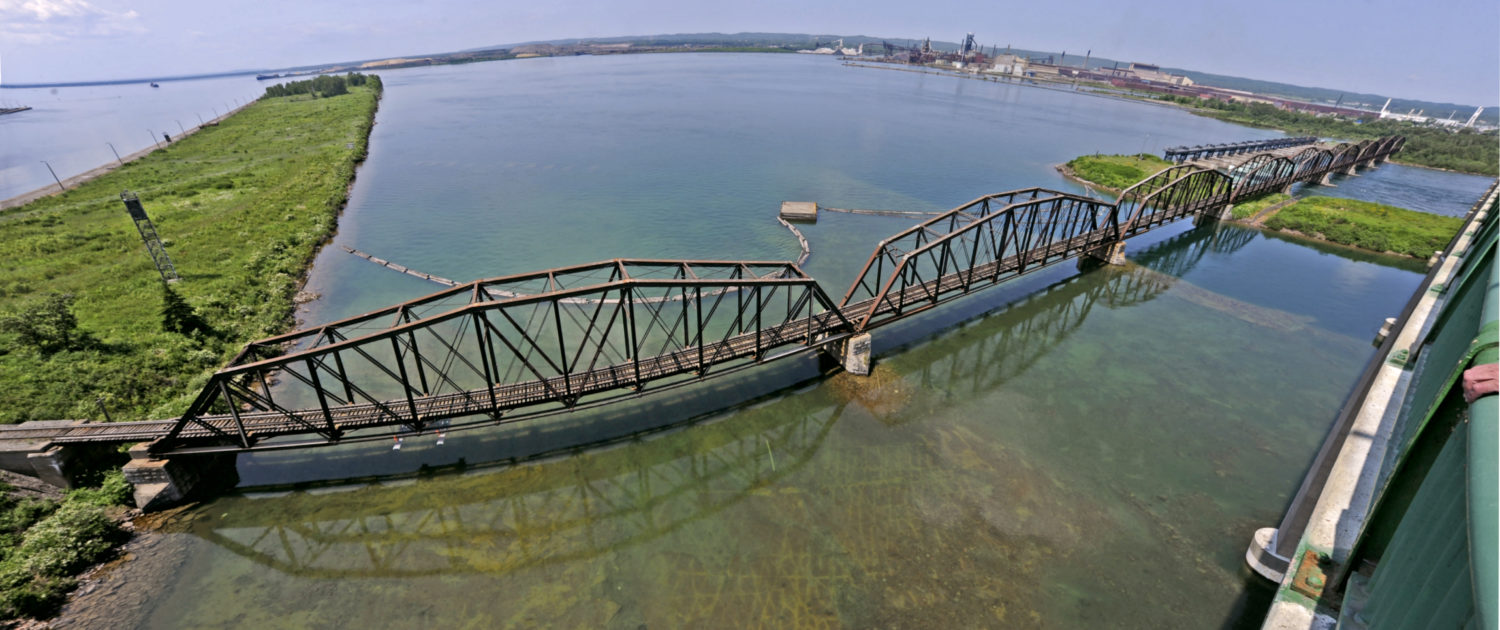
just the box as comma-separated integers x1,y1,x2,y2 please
2,0,1496,105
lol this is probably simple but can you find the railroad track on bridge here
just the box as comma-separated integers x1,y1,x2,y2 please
0,135,1405,456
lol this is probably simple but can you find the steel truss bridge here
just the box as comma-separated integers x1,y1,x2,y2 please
1163,136,1319,163
175,225,1250,579
0,136,1404,456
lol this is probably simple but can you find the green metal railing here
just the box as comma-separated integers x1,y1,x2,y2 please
1341,192,1497,629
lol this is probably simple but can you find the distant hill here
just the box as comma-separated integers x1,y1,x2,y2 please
478,32,1498,125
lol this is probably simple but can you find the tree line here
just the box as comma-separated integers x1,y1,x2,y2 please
262,72,379,99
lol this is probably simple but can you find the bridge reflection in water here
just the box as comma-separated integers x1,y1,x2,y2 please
0,134,1398,456
175,223,1259,583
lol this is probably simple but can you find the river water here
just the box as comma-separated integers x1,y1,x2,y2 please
0,76,269,201
63,54,1490,628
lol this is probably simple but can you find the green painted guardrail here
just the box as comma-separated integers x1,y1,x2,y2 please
1340,193,1496,629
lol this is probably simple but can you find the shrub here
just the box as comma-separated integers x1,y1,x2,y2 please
65,470,134,508
0,294,94,355
16,503,125,577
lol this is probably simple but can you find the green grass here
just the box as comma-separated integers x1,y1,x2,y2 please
1262,196,1463,257
0,80,380,424
1063,153,1174,191
1230,192,1291,220
0,477,131,621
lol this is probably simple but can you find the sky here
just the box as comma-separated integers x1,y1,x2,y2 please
2,0,1497,105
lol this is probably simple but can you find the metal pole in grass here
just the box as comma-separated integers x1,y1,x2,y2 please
106,142,124,165
176,119,186,135
196,113,205,126
148,129,161,149
40,160,64,191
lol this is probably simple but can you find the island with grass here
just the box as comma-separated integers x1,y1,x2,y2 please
1058,152,1464,259
1057,153,1173,193
0,72,381,622
1254,196,1463,258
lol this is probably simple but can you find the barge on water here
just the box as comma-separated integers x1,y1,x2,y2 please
0,106,31,116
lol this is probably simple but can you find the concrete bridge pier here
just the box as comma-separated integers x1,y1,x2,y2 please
1084,241,1127,265
1342,164,1359,177
122,443,238,511
1318,172,1336,187
1194,210,1228,228
827,332,872,376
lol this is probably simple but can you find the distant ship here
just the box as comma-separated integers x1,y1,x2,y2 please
149,82,160,88
256,74,280,80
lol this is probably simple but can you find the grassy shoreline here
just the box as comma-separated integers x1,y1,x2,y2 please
1057,154,1174,193
0,75,382,624
0,80,381,425
1259,196,1462,258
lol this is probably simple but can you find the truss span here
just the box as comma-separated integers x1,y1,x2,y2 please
0,135,1406,456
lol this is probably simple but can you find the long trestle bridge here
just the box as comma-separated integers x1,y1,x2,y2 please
0,135,1405,462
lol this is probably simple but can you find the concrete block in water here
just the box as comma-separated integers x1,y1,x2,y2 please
779,201,818,223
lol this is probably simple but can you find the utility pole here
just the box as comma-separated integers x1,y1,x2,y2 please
40,161,64,192
106,142,123,165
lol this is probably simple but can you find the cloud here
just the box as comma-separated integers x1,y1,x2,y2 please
0,0,144,44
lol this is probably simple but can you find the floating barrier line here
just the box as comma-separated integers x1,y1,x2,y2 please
821,206,943,217
341,246,460,287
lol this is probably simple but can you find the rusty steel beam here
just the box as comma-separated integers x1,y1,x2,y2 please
0,135,1406,457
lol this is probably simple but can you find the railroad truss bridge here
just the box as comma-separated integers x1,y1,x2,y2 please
0,136,1404,481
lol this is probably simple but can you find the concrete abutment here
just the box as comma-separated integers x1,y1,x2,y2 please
122,443,238,511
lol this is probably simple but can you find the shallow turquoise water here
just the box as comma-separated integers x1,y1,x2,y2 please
73,54,1489,629
0,76,268,200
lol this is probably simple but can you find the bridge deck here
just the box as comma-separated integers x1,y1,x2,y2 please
7,225,1129,449
1187,142,1335,172
0,134,1402,453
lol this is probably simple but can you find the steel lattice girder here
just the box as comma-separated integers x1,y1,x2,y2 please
155,259,854,453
